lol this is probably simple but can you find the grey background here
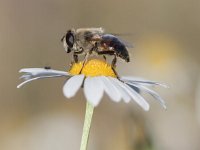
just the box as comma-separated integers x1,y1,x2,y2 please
0,0,200,150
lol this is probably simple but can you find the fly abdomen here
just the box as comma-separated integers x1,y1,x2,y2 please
101,34,130,62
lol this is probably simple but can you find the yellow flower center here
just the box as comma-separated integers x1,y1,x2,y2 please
69,59,116,77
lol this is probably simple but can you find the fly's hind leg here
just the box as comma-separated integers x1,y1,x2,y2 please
111,55,117,68
96,50,120,79
96,50,115,56
111,55,120,79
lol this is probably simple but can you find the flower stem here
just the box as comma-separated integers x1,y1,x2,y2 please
80,101,94,150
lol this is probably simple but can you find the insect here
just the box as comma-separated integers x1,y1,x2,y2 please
61,28,132,73
44,66,51,69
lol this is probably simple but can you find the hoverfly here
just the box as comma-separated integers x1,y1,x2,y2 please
61,27,132,74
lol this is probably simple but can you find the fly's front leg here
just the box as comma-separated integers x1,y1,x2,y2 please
70,47,84,67
73,47,84,62
69,53,78,68
73,53,78,63
78,45,96,74
79,52,90,74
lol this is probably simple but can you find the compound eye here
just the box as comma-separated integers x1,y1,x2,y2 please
66,31,74,48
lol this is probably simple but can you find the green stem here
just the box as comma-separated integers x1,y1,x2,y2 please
80,101,94,150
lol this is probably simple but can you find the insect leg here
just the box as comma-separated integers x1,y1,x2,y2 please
72,47,84,63
111,55,120,79
70,48,84,67
79,52,90,74
96,50,114,62
78,47,94,74
96,50,120,78
112,67,120,79
73,53,79,63
111,55,117,68
103,55,107,61
96,50,115,55
69,53,78,67
75,47,84,54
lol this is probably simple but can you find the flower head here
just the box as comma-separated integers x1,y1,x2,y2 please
69,59,116,77
18,59,167,111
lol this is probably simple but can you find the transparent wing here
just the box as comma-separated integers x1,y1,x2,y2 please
103,33,134,48
110,33,134,48
117,37,134,48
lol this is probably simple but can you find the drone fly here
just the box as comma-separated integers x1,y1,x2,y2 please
61,27,132,71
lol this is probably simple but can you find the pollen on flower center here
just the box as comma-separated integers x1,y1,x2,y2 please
69,59,117,77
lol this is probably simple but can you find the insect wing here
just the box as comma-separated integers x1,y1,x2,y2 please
110,33,134,48
117,37,134,48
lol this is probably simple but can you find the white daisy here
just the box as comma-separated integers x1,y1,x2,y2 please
18,59,167,111
18,59,168,150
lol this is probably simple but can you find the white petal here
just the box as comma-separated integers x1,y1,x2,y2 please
108,77,131,103
127,83,167,109
122,84,150,111
17,75,66,88
18,68,71,88
101,76,121,102
19,74,32,80
17,77,40,88
84,77,104,107
121,76,169,88
63,75,84,98
121,76,147,81
19,68,70,77
19,68,46,73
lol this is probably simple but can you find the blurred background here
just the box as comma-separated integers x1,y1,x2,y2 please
0,0,200,150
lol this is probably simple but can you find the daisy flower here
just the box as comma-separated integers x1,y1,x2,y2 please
18,59,167,110
18,59,168,150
